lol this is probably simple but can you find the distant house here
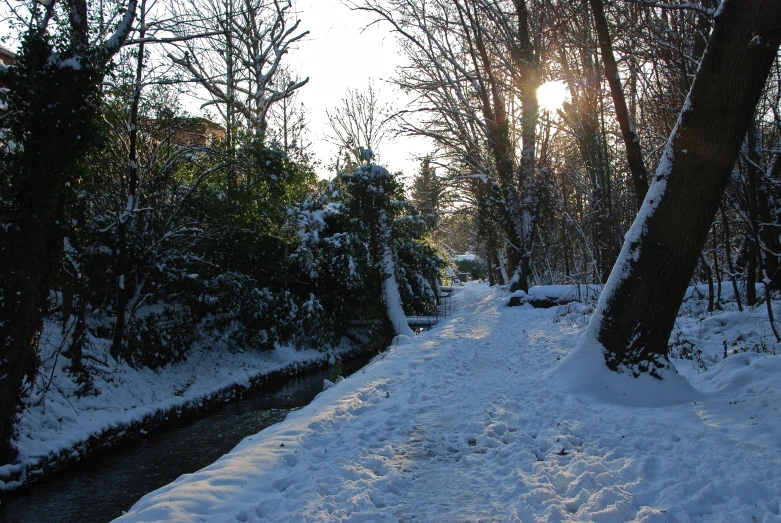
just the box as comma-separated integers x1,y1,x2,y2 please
0,45,16,90
168,117,226,147
143,116,226,147
0,44,16,66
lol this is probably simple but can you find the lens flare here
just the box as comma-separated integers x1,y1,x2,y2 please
537,80,569,112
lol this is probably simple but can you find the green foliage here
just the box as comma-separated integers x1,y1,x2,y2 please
234,140,317,222
125,307,198,369
204,273,293,350
76,105,325,366
410,156,448,231
30,76,442,380
455,258,487,280
344,163,445,318
289,185,371,341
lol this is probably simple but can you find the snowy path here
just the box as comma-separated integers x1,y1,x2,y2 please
116,283,781,522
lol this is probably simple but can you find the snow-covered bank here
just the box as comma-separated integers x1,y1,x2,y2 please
116,283,781,522
0,332,359,494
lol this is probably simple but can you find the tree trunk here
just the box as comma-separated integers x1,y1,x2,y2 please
487,248,497,287
347,164,413,342
749,129,781,293
721,204,744,312
461,0,538,293
746,236,757,306
586,0,781,376
701,253,714,313
512,0,540,293
589,0,648,210
760,143,781,290
378,209,414,339
111,18,146,360
712,228,723,309
562,213,571,280
558,41,616,284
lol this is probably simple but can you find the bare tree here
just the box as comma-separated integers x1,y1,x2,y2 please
169,0,309,140
103,0,225,359
589,0,648,210
266,69,312,164
326,83,392,164
353,0,542,291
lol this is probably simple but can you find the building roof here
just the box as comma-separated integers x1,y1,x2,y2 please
0,44,17,60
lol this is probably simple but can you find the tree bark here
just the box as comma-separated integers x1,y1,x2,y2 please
712,227,723,309
487,248,497,287
750,131,781,292
763,146,781,290
587,0,781,376
463,3,526,291
458,0,538,292
509,0,540,292
701,253,714,313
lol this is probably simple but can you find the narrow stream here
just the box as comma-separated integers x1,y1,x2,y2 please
0,353,375,523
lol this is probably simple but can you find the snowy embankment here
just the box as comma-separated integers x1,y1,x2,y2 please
0,331,357,493
116,282,781,522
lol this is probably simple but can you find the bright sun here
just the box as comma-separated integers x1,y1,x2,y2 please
537,80,569,113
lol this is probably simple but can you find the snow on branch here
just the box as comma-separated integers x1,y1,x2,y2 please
101,0,139,60
629,0,716,17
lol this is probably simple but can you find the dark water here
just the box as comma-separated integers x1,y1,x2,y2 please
0,354,374,523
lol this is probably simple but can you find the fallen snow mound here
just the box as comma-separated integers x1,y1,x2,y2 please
549,335,703,407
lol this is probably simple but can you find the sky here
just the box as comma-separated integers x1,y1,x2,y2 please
0,0,564,182
286,1,567,181
288,0,433,181
0,0,430,181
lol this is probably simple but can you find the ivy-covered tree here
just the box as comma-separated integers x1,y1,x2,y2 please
0,0,137,463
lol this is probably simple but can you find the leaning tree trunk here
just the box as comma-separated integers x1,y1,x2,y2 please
346,164,414,342
587,0,781,376
377,208,415,339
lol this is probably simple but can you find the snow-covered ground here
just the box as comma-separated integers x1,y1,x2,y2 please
115,282,781,522
0,328,354,492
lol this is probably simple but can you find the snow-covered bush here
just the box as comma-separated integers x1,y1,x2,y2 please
288,186,371,344
394,233,445,316
125,306,198,369
343,163,445,329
